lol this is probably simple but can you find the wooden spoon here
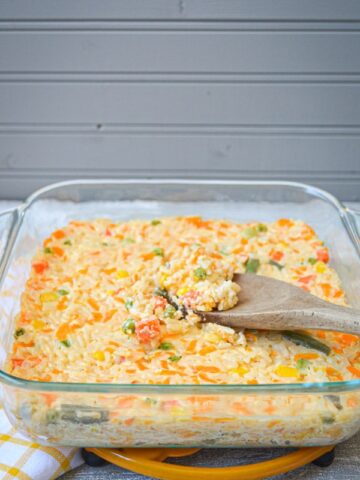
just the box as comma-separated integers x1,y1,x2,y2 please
199,274,360,335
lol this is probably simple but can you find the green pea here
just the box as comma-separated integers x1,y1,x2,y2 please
122,318,136,334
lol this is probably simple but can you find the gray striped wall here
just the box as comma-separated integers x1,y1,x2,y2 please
0,0,360,200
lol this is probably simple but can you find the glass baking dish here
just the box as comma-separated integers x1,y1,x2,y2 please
0,179,359,448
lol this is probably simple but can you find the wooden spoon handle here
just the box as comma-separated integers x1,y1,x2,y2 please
213,308,360,335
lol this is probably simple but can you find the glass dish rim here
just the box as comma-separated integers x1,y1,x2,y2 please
0,178,359,394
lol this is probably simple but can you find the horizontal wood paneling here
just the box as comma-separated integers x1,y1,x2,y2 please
1,0,360,21
1,83,360,125
0,1,359,200
0,132,359,172
1,31,360,74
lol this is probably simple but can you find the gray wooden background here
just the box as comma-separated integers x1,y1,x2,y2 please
0,0,360,200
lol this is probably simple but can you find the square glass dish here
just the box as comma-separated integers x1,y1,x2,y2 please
0,179,359,448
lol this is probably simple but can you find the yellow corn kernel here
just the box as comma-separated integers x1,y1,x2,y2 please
116,270,129,279
159,274,168,287
316,262,326,273
171,406,186,416
93,351,105,361
205,333,220,344
106,290,115,296
40,292,59,303
177,287,190,297
229,366,249,376
275,365,299,378
32,319,45,330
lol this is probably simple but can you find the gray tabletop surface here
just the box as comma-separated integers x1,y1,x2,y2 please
1,201,359,480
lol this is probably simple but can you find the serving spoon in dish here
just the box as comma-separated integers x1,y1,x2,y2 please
199,274,360,335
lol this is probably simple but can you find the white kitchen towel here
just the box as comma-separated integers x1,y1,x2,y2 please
0,404,83,480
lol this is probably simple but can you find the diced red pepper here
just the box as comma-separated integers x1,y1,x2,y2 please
181,290,200,309
298,274,316,284
135,317,161,344
32,260,49,274
105,227,112,236
271,251,284,262
153,296,167,311
316,248,329,263
11,358,24,368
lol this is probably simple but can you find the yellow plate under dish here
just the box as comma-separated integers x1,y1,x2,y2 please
86,445,334,480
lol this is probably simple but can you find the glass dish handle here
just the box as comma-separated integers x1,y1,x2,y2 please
345,206,360,246
0,207,20,278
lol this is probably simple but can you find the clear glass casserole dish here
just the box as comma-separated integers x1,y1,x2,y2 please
0,179,359,448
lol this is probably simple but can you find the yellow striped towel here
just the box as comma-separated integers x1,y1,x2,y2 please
0,404,83,480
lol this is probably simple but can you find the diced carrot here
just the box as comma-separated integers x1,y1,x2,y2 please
159,369,177,375
57,296,68,311
124,418,135,426
277,219,294,227
11,358,24,367
199,346,217,355
52,229,66,239
334,290,344,298
332,346,344,354
271,251,284,262
298,275,316,284
339,333,359,346
326,367,343,380
316,330,326,339
56,323,76,341
135,360,147,371
316,248,329,263
32,260,49,274
103,267,116,275
191,416,212,422
185,216,208,228
41,393,57,406
187,396,216,404
232,247,244,255
91,312,103,322
141,252,155,261
347,397,358,408
198,373,217,383
135,316,161,344
232,402,252,415
294,353,319,361
186,339,197,353
105,309,117,321
199,236,210,244
153,296,167,311
195,366,221,373
320,283,332,297
264,401,276,415
347,365,360,377
268,420,281,427
52,246,64,257
13,341,35,352
247,379,258,384
88,297,100,311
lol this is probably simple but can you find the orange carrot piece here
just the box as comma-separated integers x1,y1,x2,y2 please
52,246,64,257
88,297,100,311
195,366,221,373
52,229,66,239
347,365,360,377
320,283,332,297
271,251,284,262
141,252,155,261
32,260,49,274
294,353,319,361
